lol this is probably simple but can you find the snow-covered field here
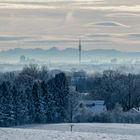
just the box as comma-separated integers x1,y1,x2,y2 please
0,123,140,140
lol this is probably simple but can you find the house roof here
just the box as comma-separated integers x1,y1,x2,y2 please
80,100,105,105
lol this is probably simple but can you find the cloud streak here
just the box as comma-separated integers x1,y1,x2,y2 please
86,21,129,28
106,13,140,17
0,2,140,13
80,5,140,13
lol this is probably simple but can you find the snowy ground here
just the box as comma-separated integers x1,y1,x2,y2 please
0,123,140,140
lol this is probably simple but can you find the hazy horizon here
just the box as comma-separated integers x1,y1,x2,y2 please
0,0,140,51
1,46,140,53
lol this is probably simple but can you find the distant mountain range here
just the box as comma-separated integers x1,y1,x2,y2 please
0,47,140,63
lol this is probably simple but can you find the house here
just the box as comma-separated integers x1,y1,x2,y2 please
79,100,107,114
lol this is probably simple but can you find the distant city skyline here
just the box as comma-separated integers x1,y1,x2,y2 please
0,0,140,51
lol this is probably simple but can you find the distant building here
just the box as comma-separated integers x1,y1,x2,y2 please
111,58,117,64
19,55,37,64
79,100,106,114
71,70,86,82
20,55,26,64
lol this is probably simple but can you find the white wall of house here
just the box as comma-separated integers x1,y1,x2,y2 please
79,100,107,114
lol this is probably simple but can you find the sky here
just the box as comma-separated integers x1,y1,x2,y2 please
0,0,140,51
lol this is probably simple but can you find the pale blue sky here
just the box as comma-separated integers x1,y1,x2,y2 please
0,0,140,51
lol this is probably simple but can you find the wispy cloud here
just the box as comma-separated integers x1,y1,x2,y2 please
0,3,58,9
85,33,111,38
80,5,140,13
0,2,140,13
0,35,42,43
84,33,124,39
85,21,129,28
106,13,140,17
127,33,140,38
0,35,32,41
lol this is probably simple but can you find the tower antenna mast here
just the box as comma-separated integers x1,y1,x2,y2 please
79,39,82,64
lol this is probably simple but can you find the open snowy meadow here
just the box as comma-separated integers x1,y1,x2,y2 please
0,123,140,140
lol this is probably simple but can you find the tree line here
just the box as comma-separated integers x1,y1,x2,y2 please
0,65,70,127
1,65,140,126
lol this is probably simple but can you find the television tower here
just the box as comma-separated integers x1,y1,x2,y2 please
79,39,82,64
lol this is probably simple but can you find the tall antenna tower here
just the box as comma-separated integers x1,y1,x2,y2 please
79,39,82,64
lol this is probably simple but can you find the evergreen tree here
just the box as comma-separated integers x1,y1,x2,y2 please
32,81,46,123
41,81,48,122
46,78,57,122
0,82,14,126
25,86,35,124
54,73,69,122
